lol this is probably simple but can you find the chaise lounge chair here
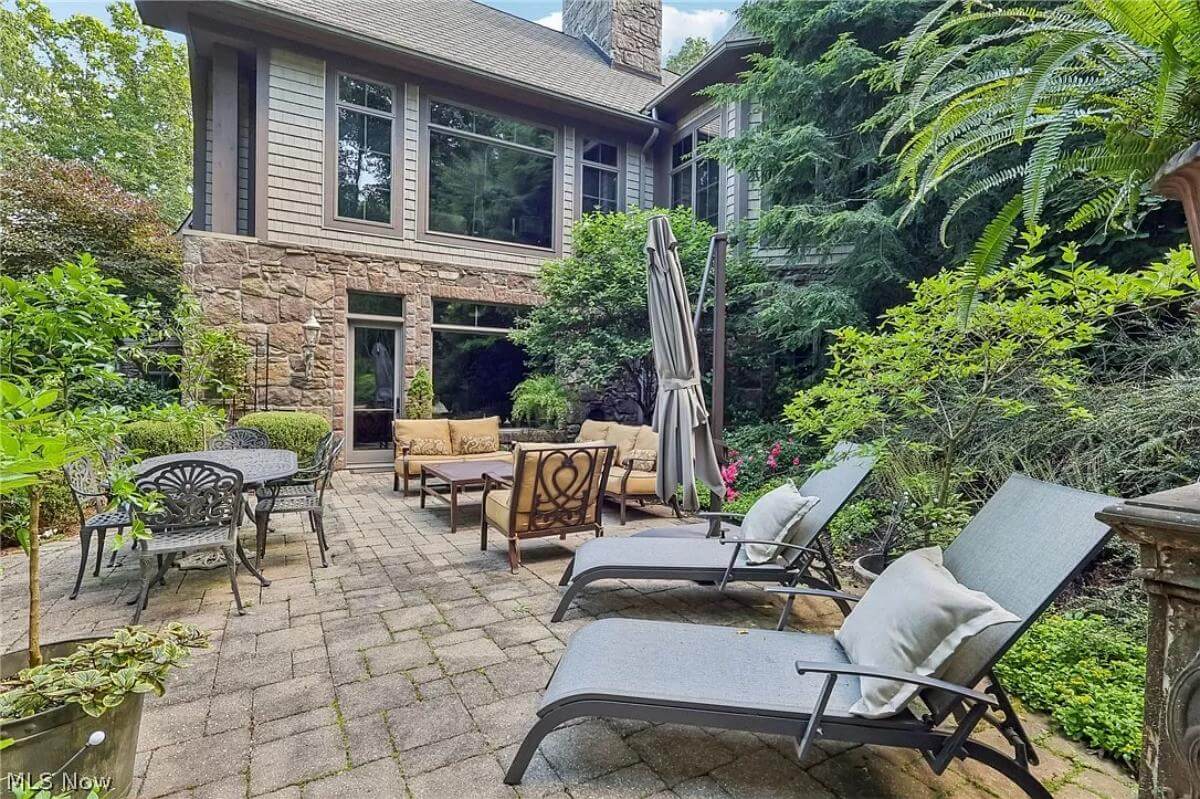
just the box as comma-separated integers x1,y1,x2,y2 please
550,443,875,622
506,475,1115,799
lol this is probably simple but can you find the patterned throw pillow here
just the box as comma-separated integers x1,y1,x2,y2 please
408,437,449,456
627,448,656,472
458,434,498,455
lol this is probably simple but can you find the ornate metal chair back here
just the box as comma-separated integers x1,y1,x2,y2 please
100,439,131,469
135,460,245,534
208,427,269,451
308,431,335,471
511,443,614,533
315,436,344,504
62,456,106,519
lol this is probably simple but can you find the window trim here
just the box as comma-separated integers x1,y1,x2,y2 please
418,93,562,256
669,110,723,228
323,66,403,235
575,131,624,217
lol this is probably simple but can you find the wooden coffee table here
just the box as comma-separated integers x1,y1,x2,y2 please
419,459,514,534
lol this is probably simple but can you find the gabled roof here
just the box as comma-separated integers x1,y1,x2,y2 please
233,0,674,116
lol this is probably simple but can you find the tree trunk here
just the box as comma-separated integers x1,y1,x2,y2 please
28,485,42,667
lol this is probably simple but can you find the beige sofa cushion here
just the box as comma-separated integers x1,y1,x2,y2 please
449,416,501,455
397,450,513,477
633,425,659,454
577,419,612,443
606,469,658,496
394,419,452,456
626,448,657,472
605,423,641,465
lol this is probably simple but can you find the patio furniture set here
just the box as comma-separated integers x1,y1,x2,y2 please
63,427,343,622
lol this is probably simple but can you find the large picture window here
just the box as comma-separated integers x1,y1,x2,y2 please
670,115,721,228
427,100,556,249
335,74,394,224
431,301,528,422
580,137,619,214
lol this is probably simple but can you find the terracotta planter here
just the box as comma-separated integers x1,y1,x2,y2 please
1,638,144,799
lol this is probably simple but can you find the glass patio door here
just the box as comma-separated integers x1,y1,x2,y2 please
347,323,402,465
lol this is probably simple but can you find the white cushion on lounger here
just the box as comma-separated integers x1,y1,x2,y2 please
836,547,1019,718
740,481,820,564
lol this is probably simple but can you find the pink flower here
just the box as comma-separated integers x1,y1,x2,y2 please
725,487,739,501
792,457,800,466
766,456,777,470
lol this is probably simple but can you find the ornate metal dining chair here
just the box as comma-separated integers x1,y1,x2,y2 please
63,456,133,600
132,459,269,623
207,427,270,450
253,436,343,568
254,431,334,502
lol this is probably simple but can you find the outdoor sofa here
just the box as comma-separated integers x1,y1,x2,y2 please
392,416,512,494
576,419,680,523
551,442,875,621
507,475,1116,799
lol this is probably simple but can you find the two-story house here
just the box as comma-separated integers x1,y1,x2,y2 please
136,0,768,466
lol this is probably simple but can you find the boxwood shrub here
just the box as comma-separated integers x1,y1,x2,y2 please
996,614,1145,767
123,419,208,458
238,411,331,461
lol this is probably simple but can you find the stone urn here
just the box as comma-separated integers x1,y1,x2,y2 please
0,638,144,799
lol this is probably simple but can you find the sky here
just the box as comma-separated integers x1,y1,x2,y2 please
45,1,742,61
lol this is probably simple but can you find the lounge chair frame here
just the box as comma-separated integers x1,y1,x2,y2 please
508,475,1115,799
550,444,873,622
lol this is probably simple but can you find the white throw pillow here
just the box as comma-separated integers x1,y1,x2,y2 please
835,547,1020,718
740,481,821,564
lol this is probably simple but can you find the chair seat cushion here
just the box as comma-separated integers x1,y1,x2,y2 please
484,488,513,534
605,469,657,496
541,619,872,721
836,547,1019,718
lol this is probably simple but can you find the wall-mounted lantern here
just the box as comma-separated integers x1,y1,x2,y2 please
302,312,321,382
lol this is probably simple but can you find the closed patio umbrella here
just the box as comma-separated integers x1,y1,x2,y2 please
646,215,723,511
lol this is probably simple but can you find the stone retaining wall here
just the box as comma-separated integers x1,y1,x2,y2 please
182,232,541,438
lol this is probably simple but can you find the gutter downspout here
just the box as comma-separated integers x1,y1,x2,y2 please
639,106,660,210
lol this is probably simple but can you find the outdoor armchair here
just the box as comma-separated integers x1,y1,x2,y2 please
480,441,615,571
506,475,1117,799
254,435,343,568
550,443,874,622
63,455,133,600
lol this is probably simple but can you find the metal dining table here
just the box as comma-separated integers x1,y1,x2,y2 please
134,448,298,571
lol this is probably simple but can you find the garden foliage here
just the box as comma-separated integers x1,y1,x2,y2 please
996,614,1146,766
121,404,225,458
405,366,435,420
238,411,333,461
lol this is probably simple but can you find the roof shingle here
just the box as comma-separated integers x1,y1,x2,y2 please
243,0,671,116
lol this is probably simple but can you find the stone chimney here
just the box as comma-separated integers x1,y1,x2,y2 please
563,0,662,79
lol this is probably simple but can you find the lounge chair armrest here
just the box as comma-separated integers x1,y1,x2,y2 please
698,511,745,522
792,662,998,708
765,586,861,605
719,538,820,557
482,473,513,489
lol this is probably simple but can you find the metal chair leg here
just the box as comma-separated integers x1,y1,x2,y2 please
131,554,155,624
235,540,271,586
93,529,107,576
311,511,329,567
222,545,245,615
254,510,269,569
70,528,93,600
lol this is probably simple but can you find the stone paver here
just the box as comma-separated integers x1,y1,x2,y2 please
0,470,1136,798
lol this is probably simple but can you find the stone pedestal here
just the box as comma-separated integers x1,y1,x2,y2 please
1097,484,1200,798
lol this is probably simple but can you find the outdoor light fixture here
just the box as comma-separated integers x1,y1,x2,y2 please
302,312,321,382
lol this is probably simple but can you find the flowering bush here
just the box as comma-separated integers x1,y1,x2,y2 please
722,423,822,500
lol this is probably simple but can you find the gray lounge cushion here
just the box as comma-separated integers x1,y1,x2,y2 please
836,547,1019,718
571,536,783,576
740,481,820,564
541,618,873,720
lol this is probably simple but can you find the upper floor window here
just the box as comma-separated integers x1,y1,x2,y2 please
427,100,556,249
670,115,721,228
335,74,394,224
580,137,619,214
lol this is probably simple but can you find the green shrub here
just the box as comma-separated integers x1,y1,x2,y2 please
1,473,77,547
405,366,434,419
238,411,331,461
996,614,1145,766
826,498,887,559
723,477,787,515
511,375,570,428
79,375,175,411
123,404,224,457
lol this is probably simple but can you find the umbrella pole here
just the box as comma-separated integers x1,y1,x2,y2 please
710,232,728,513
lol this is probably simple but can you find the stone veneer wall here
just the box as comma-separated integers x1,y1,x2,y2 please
563,0,661,78
183,232,541,439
